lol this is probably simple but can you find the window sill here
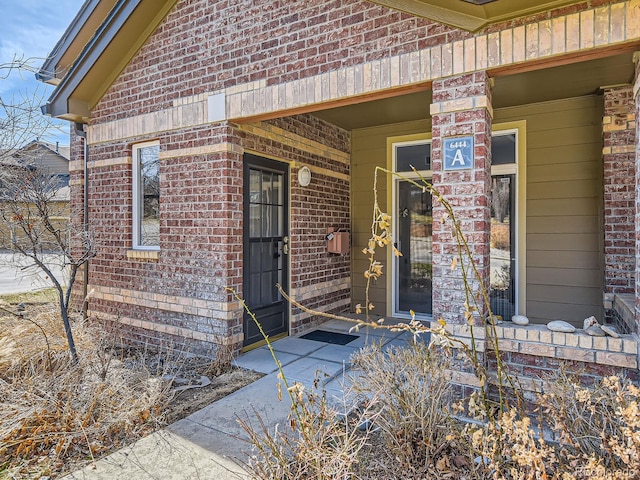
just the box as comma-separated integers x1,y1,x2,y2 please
127,249,160,261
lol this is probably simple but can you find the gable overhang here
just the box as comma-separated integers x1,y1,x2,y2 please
36,0,119,85
368,0,584,32
41,0,177,123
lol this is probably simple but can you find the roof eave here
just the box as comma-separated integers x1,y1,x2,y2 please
36,0,101,83
41,0,178,123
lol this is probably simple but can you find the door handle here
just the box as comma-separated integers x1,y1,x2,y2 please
283,236,289,255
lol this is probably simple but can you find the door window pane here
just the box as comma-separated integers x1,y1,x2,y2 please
396,143,431,172
492,134,516,165
490,175,516,320
397,181,433,315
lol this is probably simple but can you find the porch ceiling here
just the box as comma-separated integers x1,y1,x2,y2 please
368,0,583,32
311,52,636,131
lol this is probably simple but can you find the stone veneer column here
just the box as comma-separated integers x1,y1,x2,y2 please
634,53,640,332
602,86,636,299
430,72,493,325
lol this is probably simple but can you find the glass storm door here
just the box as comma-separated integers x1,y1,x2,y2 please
395,180,433,316
243,154,289,347
490,174,516,321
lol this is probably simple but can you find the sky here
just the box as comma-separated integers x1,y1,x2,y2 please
0,0,85,147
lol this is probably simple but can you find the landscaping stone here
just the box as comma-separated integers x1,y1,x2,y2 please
511,315,529,326
583,316,599,329
547,320,576,333
601,325,621,338
585,325,606,337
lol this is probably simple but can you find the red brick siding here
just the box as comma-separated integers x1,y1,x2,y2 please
488,351,639,386
91,0,469,124
67,130,89,311
84,114,349,355
431,72,492,324
87,124,242,299
635,59,640,329
603,86,636,295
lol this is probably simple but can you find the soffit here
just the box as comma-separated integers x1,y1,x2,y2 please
368,0,583,31
312,52,636,130
38,0,119,84
56,1,120,78
43,0,178,122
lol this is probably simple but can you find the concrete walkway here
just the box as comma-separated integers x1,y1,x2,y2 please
63,319,418,480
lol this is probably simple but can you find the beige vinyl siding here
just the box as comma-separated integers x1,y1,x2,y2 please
494,95,604,326
350,119,430,314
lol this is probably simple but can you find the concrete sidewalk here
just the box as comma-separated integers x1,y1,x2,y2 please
63,319,418,480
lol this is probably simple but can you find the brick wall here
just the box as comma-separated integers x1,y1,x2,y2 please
81,113,349,356
447,323,638,410
90,0,473,124
84,123,245,355
602,86,636,295
635,57,640,330
430,72,493,325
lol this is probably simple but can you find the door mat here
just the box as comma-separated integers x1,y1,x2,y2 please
300,329,358,345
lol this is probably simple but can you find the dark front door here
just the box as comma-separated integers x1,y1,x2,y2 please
243,154,289,347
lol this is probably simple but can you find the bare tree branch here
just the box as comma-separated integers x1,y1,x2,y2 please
0,59,89,362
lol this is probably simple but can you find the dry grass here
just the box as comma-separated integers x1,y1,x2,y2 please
0,304,173,479
350,342,465,477
239,375,375,480
0,288,58,305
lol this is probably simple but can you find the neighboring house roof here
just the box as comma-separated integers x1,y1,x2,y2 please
1,140,70,177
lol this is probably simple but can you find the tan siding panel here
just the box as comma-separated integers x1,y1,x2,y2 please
527,233,600,252
528,198,599,217
527,216,599,234
527,284,602,306
528,127,601,149
527,301,600,325
528,161,600,183
527,250,601,269
502,96,603,322
528,267,602,288
527,144,604,166
528,179,600,200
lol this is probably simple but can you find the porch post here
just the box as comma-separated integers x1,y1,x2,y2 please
602,86,636,299
634,53,640,332
430,72,493,326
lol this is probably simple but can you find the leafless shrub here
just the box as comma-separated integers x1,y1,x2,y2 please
350,342,468,476
540,374,640,474
468,374,640,479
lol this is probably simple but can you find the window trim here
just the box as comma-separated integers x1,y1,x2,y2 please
387,133,433,321
132,140,160,251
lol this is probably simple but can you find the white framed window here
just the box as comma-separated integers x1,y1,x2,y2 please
132,141,160,249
